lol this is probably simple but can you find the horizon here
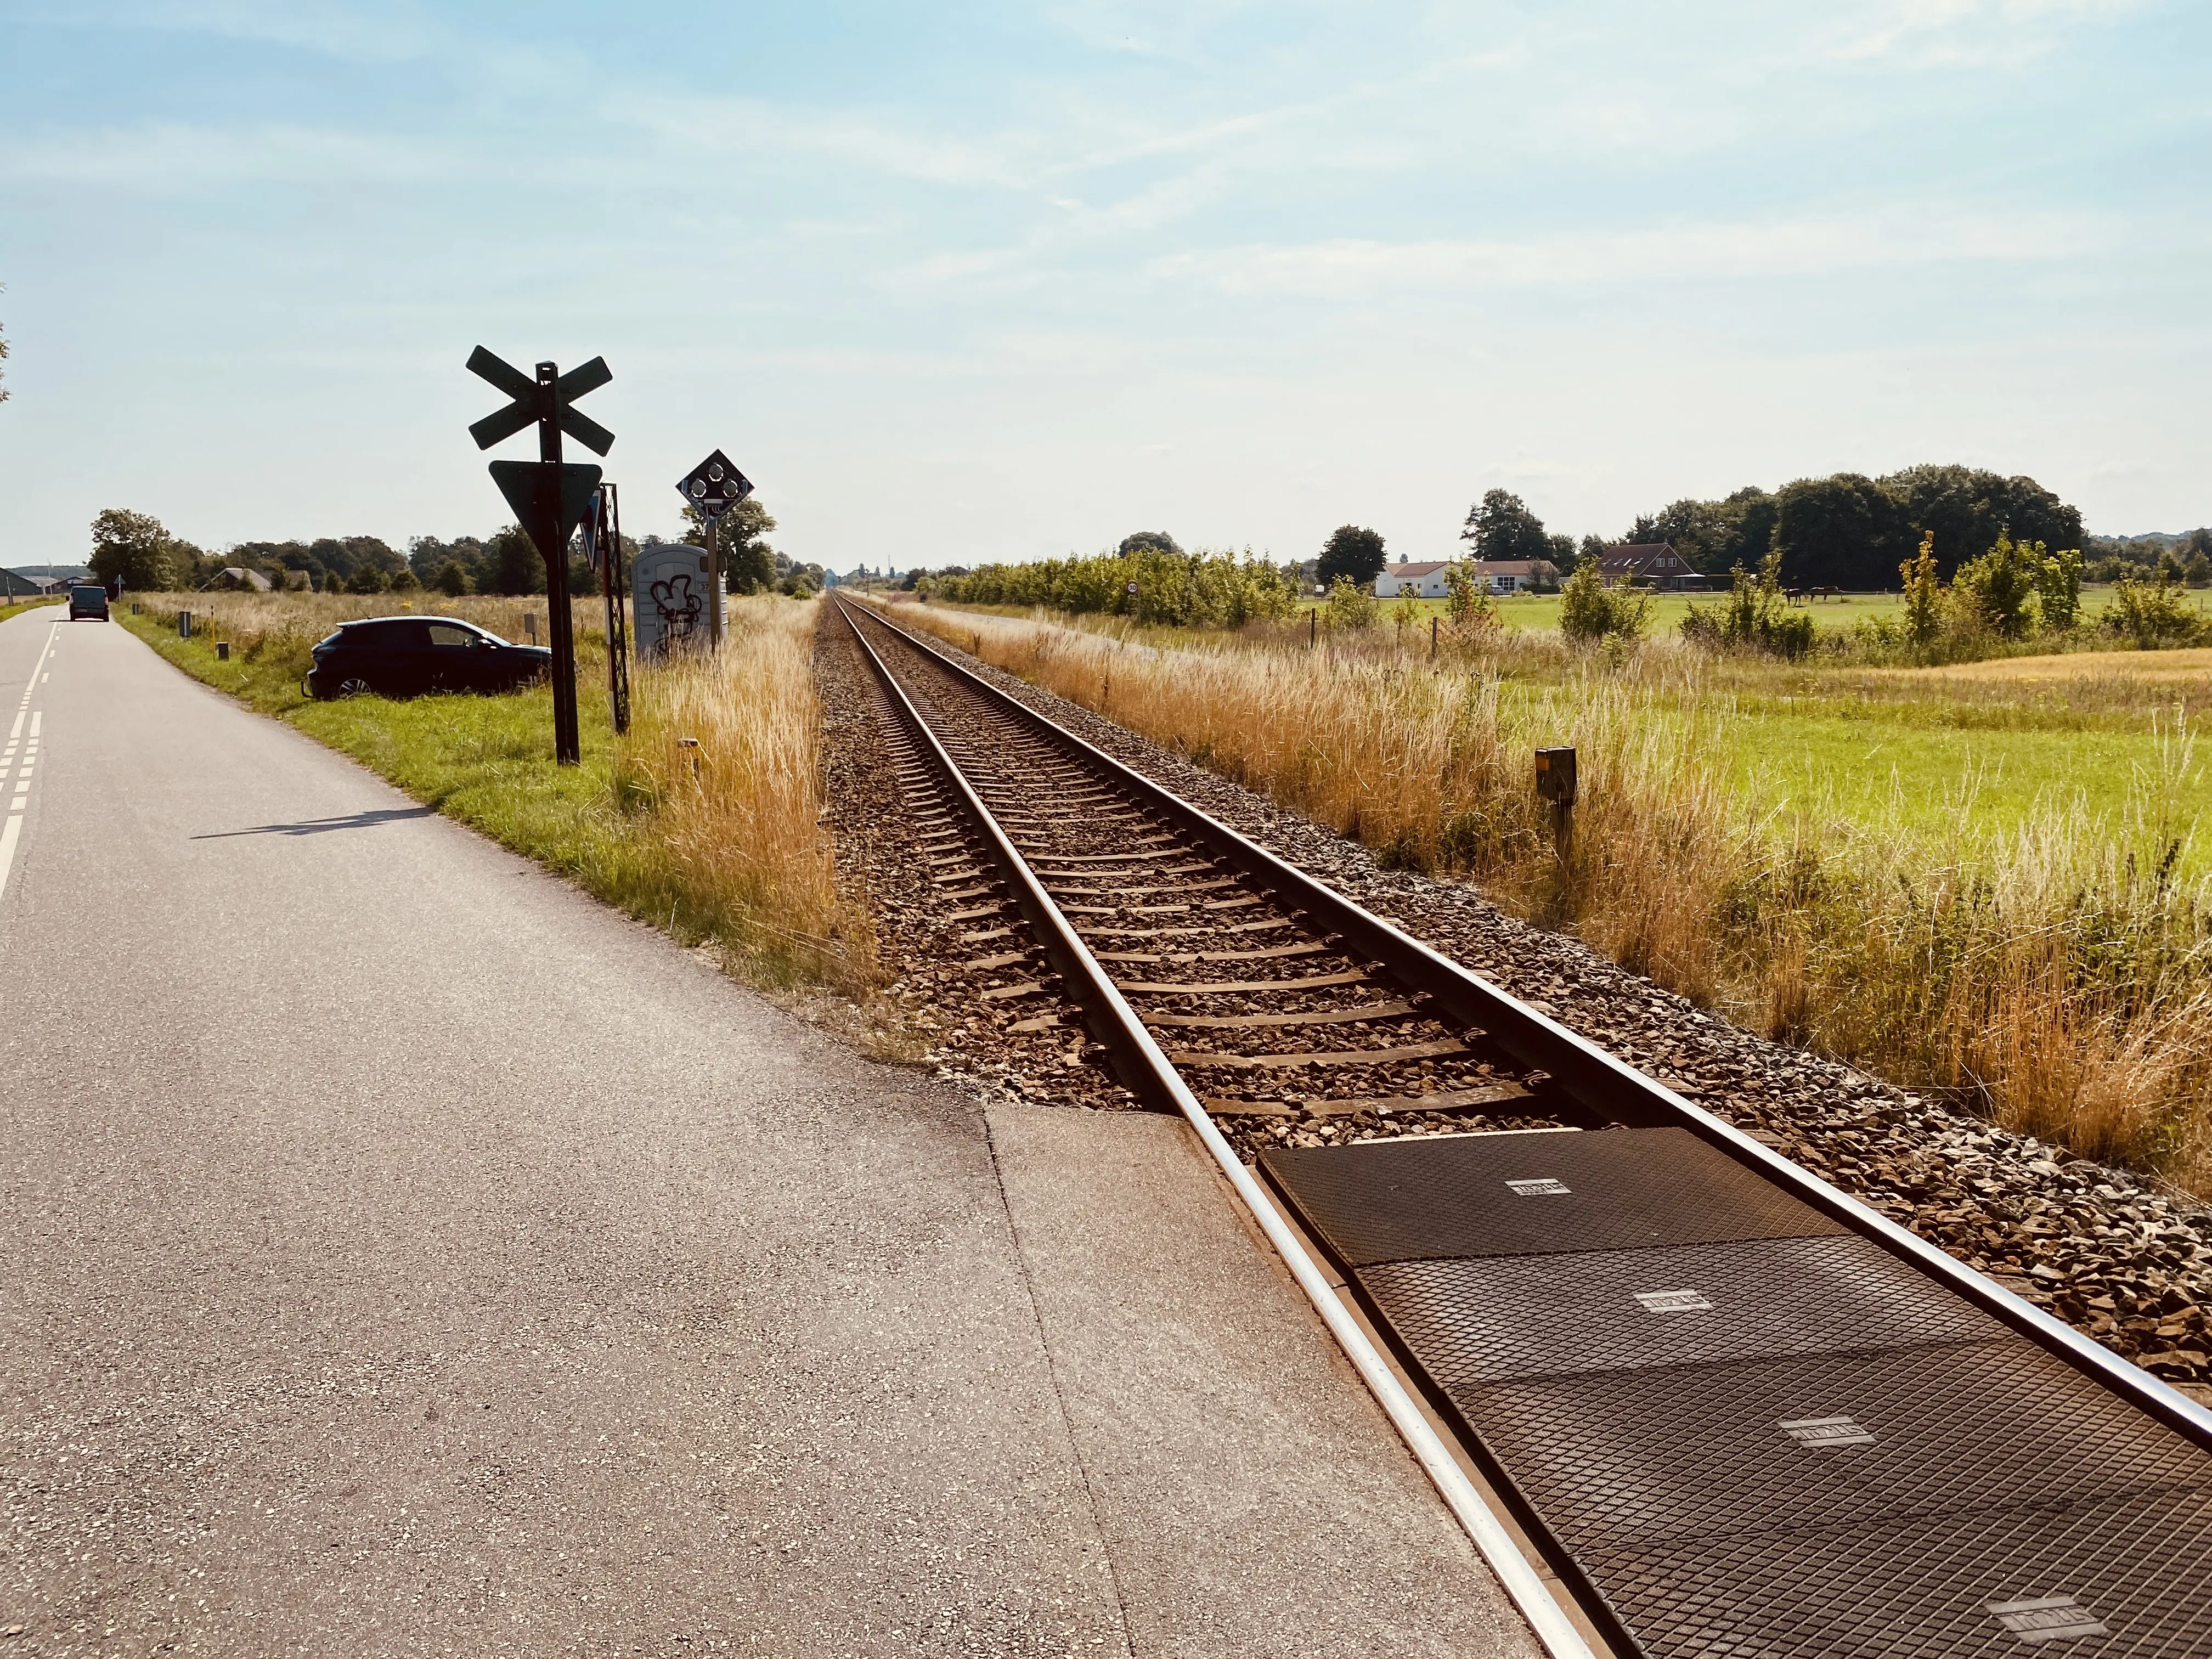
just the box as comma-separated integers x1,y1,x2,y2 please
2,3,2207,569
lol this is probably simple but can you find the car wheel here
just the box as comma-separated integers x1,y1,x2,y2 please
337,676,375,698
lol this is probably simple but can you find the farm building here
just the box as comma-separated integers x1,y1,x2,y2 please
1596,543,1709,591
1472,558,1561,593
1373,560,1455,597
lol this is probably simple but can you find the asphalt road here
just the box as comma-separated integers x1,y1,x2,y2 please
0,610,1542,1658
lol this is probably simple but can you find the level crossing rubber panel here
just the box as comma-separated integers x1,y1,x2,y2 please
1261,1126,1849,1266
1591,1482,2212,1658
1258,1128,2212,1657
1455,1337,2212,1552
1360,1234,2006,1386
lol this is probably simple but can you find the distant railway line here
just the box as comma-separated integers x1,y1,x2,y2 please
834,591,2212,1658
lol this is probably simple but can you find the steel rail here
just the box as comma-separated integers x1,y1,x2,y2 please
837,596,1601,1659
840,594,2212,1453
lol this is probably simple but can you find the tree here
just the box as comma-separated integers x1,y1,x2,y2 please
1881,465,2081,578
2034,543,2084,634
484,523,545,595
1118,531,1180,557
1460,489,1551,565
683,496,777,595
1900,533,1942,650
1772,473,1908,589
435,561,472,596
88,508,178,591
1950,532,2043,639
1317,524,1386,589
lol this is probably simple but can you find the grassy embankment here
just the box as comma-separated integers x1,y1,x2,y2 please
893,597,2212,1192
1,598,61,625
120,591,870,997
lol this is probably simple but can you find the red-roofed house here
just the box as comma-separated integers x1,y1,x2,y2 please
1373,560,1455,597
1596,543,1708,591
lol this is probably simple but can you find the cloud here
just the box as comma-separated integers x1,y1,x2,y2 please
1144,204,2119,297
0,121,448,188
13,0,444,64
1810,0,2154,67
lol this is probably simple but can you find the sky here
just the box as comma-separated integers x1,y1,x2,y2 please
0,1,2206,573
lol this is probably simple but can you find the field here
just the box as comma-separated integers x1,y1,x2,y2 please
117,590,871,999
0,597,61,626
897,596,2212,1191
1288,586,2143,635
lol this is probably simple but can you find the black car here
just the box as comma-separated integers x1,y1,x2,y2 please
306,617,552,699
69,584,109,621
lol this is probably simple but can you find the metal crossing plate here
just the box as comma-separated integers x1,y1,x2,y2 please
1454,1338,2212,1553
1361,1235,2006,1387
1261,1126,1847,1266
1587,1482,2212,1658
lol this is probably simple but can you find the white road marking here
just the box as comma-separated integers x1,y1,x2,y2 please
0,813,19,900
6,714,19,740
30,713,41,737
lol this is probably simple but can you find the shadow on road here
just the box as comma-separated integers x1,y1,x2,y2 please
191,806,437,839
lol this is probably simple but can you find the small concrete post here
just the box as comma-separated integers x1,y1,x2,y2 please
216,641,230,662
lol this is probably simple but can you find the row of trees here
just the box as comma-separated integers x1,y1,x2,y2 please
1618,465,2083,589
84,498,800,599
923,538,1300,628
1451,465,2089,594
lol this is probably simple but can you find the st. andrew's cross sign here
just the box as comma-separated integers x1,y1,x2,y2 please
466,345,614,765
678,449,752,648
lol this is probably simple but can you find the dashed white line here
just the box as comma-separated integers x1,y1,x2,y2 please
0,814,19,900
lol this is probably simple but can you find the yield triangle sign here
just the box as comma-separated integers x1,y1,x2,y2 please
490,460,605,559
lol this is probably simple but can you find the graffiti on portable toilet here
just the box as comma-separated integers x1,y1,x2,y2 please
633,543,717,658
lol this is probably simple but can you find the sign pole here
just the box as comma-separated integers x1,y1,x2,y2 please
534,362,583,766
676,451,754,653
707,506,723,650
465,346,612,765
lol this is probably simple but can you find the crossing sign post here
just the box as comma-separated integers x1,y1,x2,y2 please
466,346,614,765
677,449,752,649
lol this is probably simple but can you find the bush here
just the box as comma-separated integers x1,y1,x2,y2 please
1559,562,1651,645
2101,576,2212,649
1680,552,1815,659
1950,532,2042,639
1442,560,1499,639
1325,575,1378,630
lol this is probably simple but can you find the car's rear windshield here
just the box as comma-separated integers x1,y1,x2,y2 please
71,585,104,601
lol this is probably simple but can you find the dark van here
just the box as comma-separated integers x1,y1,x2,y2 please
69,584,109,621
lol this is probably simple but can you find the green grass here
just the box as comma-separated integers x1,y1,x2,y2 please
0,598,62,625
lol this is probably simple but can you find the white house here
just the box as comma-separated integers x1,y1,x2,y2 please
1373,560,1455,597
1473,558,1561,593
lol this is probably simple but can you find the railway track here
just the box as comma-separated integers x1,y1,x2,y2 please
834,592,2212,1659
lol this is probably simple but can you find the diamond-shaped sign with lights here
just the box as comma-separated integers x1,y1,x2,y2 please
679,449,753,517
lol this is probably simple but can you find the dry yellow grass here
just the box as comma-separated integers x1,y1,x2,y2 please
891,600,2212,1188
1877,647,2212,685
616,599,873,988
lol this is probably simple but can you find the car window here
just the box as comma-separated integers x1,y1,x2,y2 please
347,620,430,648
426,623,478,648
